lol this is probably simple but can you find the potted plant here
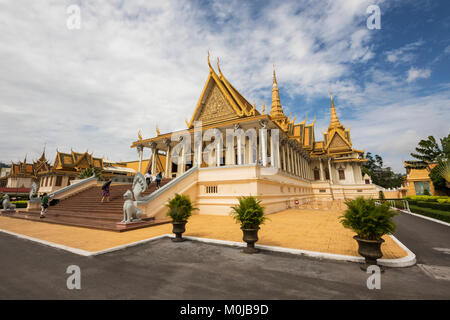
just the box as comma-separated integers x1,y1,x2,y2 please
340,197,397,271
230,196,267,254
166,193,196,242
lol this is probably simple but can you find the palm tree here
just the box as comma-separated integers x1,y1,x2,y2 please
435,159,450,188
410,135,444,163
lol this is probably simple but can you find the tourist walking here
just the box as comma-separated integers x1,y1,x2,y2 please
40,193,49,218
145,171,152,187
101,180,112,203
155,172,162,189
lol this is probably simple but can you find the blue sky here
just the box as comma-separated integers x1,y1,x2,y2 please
0,0,449,172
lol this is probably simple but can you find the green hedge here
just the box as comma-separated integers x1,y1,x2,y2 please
409,205,450,223
405,195,450,202
11,200,28,208
0,193,29,201
405,200,450,212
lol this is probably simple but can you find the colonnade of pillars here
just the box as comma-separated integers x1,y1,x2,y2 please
137,131,313,180
280,140,312,180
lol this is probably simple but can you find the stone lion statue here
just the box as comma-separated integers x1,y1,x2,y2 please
2,194,16,211
122,190,142,223
132,172,147,201
29,182,38,200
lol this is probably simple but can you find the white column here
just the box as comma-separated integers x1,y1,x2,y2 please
164,140,171,178
216,136,223,167
270,129,280,169
281,142,286,171
260,128,268,166
150,143,157,175
328,158,333,184
137,145,144,173
319,159,324,181
180,144,186,175
237,135,243,165
286,145,291,173
295,151,300,176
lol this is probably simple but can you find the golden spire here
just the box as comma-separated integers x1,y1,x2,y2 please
270,64,285,118
138,130,143,141
156,125,160,136
329,90,343,129
262,100,265,114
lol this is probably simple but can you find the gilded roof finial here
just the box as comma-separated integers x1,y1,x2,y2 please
207,51,213,71
185,119,190,128
273,64,277,85
138,130,143,141
329,90,343,130
270,64,285,118
217,57,223,76
262,100,265,114
156,125,160,136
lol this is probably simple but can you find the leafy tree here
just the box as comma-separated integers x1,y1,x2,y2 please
410,134,450,163
362,153,404,189
429,163,448,191
0,162,11,169
410,134,450,191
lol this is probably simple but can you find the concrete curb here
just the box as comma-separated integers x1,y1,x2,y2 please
397,209,450,227
0,229,416,267
0,228,93,256
177,234,416,268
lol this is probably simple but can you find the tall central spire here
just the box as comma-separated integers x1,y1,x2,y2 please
329,91,343,130
270,65,285,118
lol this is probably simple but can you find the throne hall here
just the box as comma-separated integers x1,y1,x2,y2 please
129,56,377,217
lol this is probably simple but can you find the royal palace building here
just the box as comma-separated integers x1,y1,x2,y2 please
129,57,377,217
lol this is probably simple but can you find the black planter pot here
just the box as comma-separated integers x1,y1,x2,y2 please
241,227,260,254
172,221,187,242
354,236,385,271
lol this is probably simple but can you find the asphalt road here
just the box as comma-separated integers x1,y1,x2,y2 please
393,211,450,266
0,212,449,300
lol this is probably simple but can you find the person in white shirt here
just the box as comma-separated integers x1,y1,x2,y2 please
145,171,152,187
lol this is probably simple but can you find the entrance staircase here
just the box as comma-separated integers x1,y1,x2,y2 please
3,179,172,232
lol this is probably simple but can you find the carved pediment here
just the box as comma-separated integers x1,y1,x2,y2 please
327,132,351,153
196,83,239,125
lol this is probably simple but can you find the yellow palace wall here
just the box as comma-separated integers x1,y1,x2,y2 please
139,165,377,219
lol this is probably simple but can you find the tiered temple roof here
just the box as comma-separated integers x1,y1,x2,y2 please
132,56,366,164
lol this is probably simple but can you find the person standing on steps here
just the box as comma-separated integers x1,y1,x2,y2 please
155,171,162,189
40,193,49,218
145,171,152,187
101,179,112,203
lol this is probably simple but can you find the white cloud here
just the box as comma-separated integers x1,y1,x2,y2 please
406,67,431,82
385,40,424,64
0,0,383,164
444,45,450,54
1,0,448,175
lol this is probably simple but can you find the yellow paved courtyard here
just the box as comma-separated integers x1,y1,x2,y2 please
0,209,407,259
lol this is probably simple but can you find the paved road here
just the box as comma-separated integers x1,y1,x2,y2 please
393,211,450,266
0,230,449,299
